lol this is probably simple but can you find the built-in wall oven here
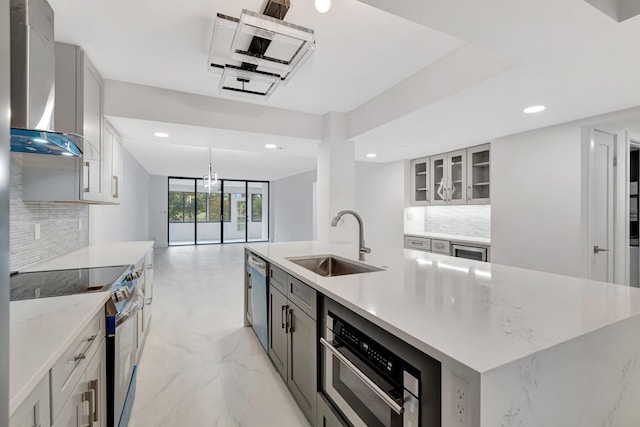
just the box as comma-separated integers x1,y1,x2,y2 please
320,298,441,427
451,244,488,262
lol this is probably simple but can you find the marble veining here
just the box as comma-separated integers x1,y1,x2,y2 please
247,241,640,373
129,244,308,427
481,314,640,426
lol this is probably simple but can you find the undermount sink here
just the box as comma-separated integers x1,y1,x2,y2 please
286,255,383,277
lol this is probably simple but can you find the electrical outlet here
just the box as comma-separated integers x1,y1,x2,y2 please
34,224,40,240
451,373,469,426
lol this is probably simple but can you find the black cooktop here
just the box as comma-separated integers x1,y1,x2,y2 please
10,265,130,301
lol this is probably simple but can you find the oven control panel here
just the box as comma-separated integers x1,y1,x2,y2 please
333,314,398,379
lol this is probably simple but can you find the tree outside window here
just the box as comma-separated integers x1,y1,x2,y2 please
168,191,195,222
251,193,262,222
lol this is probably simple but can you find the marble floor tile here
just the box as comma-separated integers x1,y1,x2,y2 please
130,244,309,427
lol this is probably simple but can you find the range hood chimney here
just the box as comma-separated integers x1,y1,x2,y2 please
9,0,83,157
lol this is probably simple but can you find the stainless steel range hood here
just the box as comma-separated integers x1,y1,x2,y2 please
9,0,83,157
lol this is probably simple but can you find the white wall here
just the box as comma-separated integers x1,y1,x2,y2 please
149,175,169,247
355,160,405,247
491,124,588,277
271,170,316,242
90,148,151,244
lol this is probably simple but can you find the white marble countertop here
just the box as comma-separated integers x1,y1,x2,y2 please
10,292,110,415
405,231,491,246
246,241,640,373
21,241,154,272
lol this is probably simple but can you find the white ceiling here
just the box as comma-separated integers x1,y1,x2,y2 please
50,0,463,115
50,0,640,179
107,116,318,181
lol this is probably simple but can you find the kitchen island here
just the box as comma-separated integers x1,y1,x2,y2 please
246,241,640,426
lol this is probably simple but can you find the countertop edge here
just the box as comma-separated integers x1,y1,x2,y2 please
9,292,111,415
20,241,154,272
404,232,491,246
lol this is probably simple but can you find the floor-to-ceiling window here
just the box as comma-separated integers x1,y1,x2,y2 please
168,177,269,246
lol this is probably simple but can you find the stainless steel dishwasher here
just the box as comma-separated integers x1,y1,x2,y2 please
247,255,268,352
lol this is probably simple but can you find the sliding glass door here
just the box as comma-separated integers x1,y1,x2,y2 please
168,178,196,245
168,177,269,246
248,182,269,242
196,179,222,244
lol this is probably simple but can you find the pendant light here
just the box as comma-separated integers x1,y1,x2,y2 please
315,0,330,13
203,148,218,194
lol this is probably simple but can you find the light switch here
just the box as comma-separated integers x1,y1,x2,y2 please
34,223,40,240
78,218,82,230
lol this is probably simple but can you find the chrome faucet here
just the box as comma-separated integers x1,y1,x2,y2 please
331,210,371,261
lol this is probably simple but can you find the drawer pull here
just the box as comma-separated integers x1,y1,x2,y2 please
75,334,97,361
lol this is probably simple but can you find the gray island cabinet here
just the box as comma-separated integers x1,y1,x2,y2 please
265,262,318,424
245,241,640,427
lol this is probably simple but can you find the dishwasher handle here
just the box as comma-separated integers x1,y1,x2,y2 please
248,255,267,275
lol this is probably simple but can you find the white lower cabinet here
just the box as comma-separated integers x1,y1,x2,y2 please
53,339,106,427
10,375,50,427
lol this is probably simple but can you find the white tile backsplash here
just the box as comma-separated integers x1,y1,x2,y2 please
425,205,490,237
405,205,491,238
10,154,88,271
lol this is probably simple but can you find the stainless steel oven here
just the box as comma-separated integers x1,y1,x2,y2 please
320,299,441,427
452,244,488,262
106,264,144,427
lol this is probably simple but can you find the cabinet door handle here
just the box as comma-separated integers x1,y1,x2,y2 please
82,388,95,426
89,379,99,422
32,400,40,427
113,175,119,198
288,308,294,333
281,305,287,330
468,185,471,201
83,162,90,193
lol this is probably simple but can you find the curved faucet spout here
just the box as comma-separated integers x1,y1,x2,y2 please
330,210,371,261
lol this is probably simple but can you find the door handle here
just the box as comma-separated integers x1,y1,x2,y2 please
83,162,90,193
89,379,99,422
288,308,294,333
281,305,287,330
594,245,609,254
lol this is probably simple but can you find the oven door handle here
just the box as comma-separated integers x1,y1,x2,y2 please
320,337,405,415
115,299,142,327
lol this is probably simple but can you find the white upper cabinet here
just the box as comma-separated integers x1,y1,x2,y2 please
410,156,430,205
103,120,123,204
466,143,491,205
412,144,490,206
431,149,467,205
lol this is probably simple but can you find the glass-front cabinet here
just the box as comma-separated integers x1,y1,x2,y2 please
467,143,491,204
430,150,467,205
410,156,430,205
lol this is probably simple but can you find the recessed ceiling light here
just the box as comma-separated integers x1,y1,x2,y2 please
265,144,277,149
523,105,546,114
366,153,377,158
315,0,331,13
154,132,170,138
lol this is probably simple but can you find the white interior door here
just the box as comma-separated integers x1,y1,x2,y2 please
589,129,615,282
